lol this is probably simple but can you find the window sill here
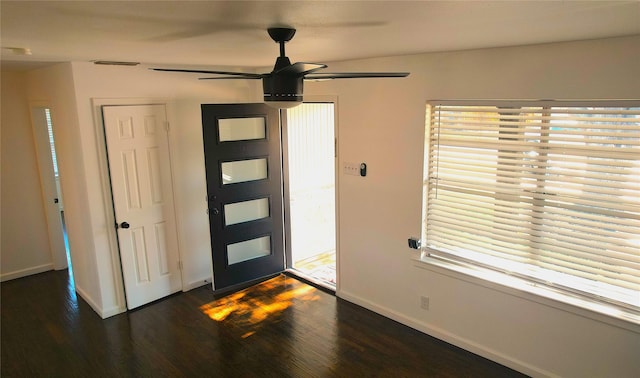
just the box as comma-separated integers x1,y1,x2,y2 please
413,254,640,333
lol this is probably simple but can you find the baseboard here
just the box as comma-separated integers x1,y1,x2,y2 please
75,285,125,319
337,290,554,378
0,263,53,282
74,285,102,316
183,277,212,292
100,305,126,319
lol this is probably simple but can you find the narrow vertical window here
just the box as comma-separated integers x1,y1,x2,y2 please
45,108,59,177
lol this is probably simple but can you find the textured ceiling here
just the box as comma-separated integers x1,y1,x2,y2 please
2,1,639,70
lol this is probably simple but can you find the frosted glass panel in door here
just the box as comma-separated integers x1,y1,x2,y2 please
227,236,271,265
225,198,270,226
219,117,266,142
221,158,268,185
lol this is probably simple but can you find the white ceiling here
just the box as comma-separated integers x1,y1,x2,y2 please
2,1,639,71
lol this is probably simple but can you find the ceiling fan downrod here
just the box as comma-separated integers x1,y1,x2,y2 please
269,27,296,71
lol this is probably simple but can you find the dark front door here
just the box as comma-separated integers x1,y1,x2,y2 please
202,103,285,291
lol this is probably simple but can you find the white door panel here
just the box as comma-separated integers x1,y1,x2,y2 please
103,104,181,309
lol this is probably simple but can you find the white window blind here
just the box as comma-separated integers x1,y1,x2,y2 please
424,101,640,311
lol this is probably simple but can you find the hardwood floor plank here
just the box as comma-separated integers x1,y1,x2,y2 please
1,270,528,377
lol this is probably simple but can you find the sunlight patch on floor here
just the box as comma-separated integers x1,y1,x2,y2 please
199,275,320,334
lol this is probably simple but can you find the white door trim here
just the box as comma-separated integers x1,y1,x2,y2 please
91,98,182,313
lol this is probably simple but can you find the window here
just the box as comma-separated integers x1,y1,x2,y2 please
423,101,639,314
44,108,59,177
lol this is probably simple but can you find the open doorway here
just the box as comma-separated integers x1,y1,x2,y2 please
43,109,72,274
284,102,337,288
30,106,71,277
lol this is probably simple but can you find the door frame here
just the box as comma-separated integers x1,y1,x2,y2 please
281,95,341,291
91,98,183,313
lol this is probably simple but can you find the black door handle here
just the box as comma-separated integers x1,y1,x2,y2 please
120,222,130,229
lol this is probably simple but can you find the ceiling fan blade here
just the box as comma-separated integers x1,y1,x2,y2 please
304,72,410,80
274,62,327,76
199,76,261,80
151,68,263,79
147,23,263,43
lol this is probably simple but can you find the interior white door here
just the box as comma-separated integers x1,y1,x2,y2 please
30,106,67,270
103,104,182,310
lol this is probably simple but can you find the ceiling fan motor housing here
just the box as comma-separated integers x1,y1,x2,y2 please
262,75,304,104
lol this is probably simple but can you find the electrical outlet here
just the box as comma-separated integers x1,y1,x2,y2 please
420,296,430,310
343,162,360,176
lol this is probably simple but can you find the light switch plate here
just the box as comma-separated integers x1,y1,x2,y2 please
343,162,360,176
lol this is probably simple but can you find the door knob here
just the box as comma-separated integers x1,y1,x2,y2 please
120,222,130,229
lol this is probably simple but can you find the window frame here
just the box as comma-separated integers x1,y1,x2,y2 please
419,99,640,326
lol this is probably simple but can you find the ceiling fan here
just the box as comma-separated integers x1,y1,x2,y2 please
152,27,409,108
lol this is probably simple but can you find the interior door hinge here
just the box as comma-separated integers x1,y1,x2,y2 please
165,121,170,132
178,261,183,271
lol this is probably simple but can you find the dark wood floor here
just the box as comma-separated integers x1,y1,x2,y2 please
1,270,527,377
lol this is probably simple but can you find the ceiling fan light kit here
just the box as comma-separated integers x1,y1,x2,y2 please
152,28,409,108
263,74,303,109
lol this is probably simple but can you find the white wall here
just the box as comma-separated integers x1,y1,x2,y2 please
305,35,640,377
26,63,107,311
1,70,54,280
25,61,259,316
